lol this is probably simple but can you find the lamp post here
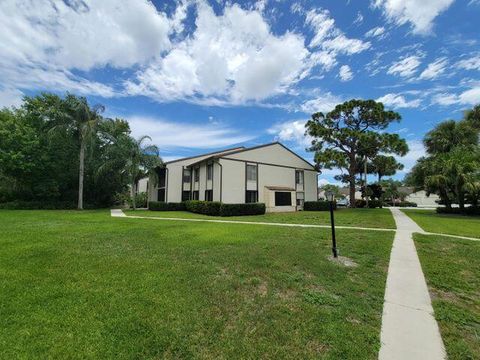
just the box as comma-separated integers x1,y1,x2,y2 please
325,190,338,258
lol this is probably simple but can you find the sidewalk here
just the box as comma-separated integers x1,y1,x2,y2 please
379,208,446,360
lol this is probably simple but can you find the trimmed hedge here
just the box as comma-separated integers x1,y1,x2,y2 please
148,201,185,211
437,206,480,216
220,203,266,216
304,201,335,211
0,200,77,210
385,201,417,208
184,200,222,216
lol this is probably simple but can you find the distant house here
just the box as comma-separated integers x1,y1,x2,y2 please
318,186,440,208
147,142,319,212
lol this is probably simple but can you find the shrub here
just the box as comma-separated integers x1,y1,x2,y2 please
436,206,480,216
385,201,417,207
355,199,366,208
148,201,185,211
0,200,77,210
219,203,266,216
304,201,335,211
184,200,221,216
367,200,383,208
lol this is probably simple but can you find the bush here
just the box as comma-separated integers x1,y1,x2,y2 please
385,201,417,207
355,199,366,208
219,203,266,216
185,200,222,216
436,206,480,216
0,200,77,210
148,201,185,211
304,201,335,211
367,200,383,208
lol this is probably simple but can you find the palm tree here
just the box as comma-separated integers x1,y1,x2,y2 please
98,135,161,210
50,95,105,209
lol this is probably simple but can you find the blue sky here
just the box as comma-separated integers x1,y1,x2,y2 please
1,0,479,184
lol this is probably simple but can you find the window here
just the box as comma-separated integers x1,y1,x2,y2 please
183,169,191,183
192,191,199,200
246,164,257,181
194,167,200,182
295,170,304,185
275,192,292,206
207,163,213,180
205,190,213,201
157,188,165,202
158,168,166,188
296,192,305,207
182,191,191,202
245,190,258,203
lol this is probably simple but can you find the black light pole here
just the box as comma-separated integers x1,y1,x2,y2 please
325,190,338,258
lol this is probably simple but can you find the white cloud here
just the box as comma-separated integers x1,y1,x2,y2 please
268,120,312,147
377,93,421,108
0,0,174,97
365,26,386,38
387,55,422,77
127,116,255,150
456,55,480,71
301,92,343,114
419,58,448,80
353,12,364,25
373,0,455,34
304,8,370,74
396,140,426,173
339,65,353,81
126,3,309,104
431,86,480,106
0,88,24,108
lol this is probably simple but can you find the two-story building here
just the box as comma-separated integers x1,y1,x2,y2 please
147,142,318,212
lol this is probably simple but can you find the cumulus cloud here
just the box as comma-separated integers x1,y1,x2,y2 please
419,58,448,80
396,140,426,173
301,92,343,114
387,55,422,77
127,116,255,150
0,0,174,97
268,120,312,147
339,65,353,81
126,3,309,104
377,93,421,108
373,0,455,34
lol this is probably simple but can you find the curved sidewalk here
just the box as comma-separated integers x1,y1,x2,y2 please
379,208,446,360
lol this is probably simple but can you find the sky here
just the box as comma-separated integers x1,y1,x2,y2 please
1,0,479,185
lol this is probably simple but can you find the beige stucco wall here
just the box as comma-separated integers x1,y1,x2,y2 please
225,143,315,170
406,190,440,207
218,158,245,203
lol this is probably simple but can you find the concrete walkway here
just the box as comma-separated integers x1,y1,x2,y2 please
111,209,126,217
379,208,446,360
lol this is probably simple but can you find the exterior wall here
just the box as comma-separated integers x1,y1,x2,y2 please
225,143,314,169
218,158,245,203
148,143,318,212
406,190,440,207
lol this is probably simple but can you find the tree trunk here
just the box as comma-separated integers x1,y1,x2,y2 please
78,140,85,210
378,174,382,182
349,157,356,208
131,181,136,210
364,156,369,208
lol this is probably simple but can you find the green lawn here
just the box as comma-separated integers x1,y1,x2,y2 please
0,210,393,359
125,208,396,229
402,209,480,238
414,234,480,360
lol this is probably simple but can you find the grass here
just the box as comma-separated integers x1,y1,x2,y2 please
125,208,396,229
0,210,394,359
402,209,480,238
414,234,480,359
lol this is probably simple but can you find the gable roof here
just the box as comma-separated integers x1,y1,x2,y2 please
185,142,315,170
164,146,245,165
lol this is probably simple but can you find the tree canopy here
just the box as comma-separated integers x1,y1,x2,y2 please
306,99,408,207
0,93,161,208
